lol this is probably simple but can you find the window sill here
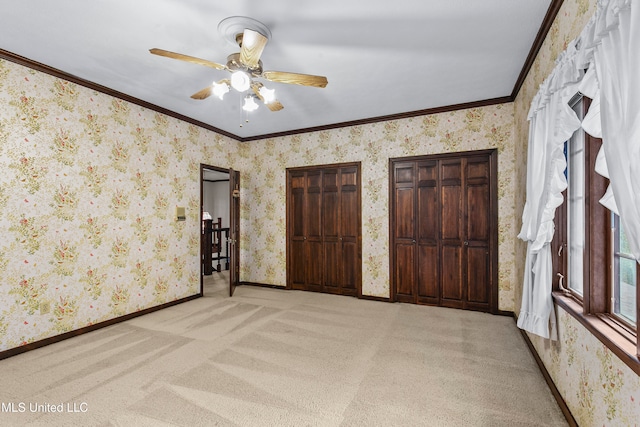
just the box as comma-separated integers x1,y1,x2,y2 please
552,291,640,376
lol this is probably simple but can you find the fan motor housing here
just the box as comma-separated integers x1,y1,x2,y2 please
226,53,263,75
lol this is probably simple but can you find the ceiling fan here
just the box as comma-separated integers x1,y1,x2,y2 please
149,17,328,112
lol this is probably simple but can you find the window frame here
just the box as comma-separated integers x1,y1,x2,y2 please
611,212,638,328
551,96,640,375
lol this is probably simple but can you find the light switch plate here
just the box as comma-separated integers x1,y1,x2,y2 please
175,206,186,221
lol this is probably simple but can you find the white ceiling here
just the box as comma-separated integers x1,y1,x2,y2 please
0,0,553,140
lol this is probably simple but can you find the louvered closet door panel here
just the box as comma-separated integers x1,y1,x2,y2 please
417,161,439,302
340,167,359,294
306,171,323,290
465,156,491,308
323,169,340,291
440,160,464,306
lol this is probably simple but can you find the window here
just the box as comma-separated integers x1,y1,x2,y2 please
552,95,640,371
612,213,638,326
567,98,585,296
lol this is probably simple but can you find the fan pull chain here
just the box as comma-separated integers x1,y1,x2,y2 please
239,95,250,127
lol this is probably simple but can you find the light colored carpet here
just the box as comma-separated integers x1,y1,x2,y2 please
0,273,567,426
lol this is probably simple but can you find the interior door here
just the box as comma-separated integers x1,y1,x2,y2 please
229,168,240,297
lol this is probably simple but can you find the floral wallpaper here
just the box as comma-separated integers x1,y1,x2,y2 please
242,105,518,309
0,59,241,351
528,308,640,425
513,0,640,425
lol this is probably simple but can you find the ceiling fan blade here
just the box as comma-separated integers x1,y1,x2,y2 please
251,82,284,112
149,48,226,71
190,86,212,100
266,100,284,112
262,71,328,88
239,29,268,69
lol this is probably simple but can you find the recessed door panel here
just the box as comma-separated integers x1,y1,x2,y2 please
395,243,415,298
341,167,358,187
395,188,415,239
341,187,358,239
441,245,462,301
467,246,489,304
418,185,438,241
323,189,339,238
291,240,306,288
467,158,489,181
441,185,462,241
324,241,340,289
342,241,358,293
307,191,322,239
467,184,489,241
417,244,438,300
306,241,323,288
292,189,305,237
441,161,462,182
395,165,414,184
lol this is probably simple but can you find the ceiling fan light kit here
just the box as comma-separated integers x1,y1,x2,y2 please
211,80,230,100
149,16,327,116
242,95,259,112
230,70,251,92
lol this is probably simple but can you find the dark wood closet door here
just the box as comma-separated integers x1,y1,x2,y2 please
416,161,439,304
289,171,307,290
287,163,361,296
440,159,464,308
305,171,324,291
290,170,323,291
464,156,491,310
323,168,341,293
338,166,359,295
393,162,417,303
390,151,497,313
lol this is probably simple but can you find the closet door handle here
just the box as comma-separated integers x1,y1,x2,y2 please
464,241,469,246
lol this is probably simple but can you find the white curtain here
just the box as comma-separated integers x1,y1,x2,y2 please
517,54,583,339
518,0,640,339
580,0,640,261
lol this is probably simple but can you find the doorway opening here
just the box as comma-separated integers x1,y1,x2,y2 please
200,164,240,297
